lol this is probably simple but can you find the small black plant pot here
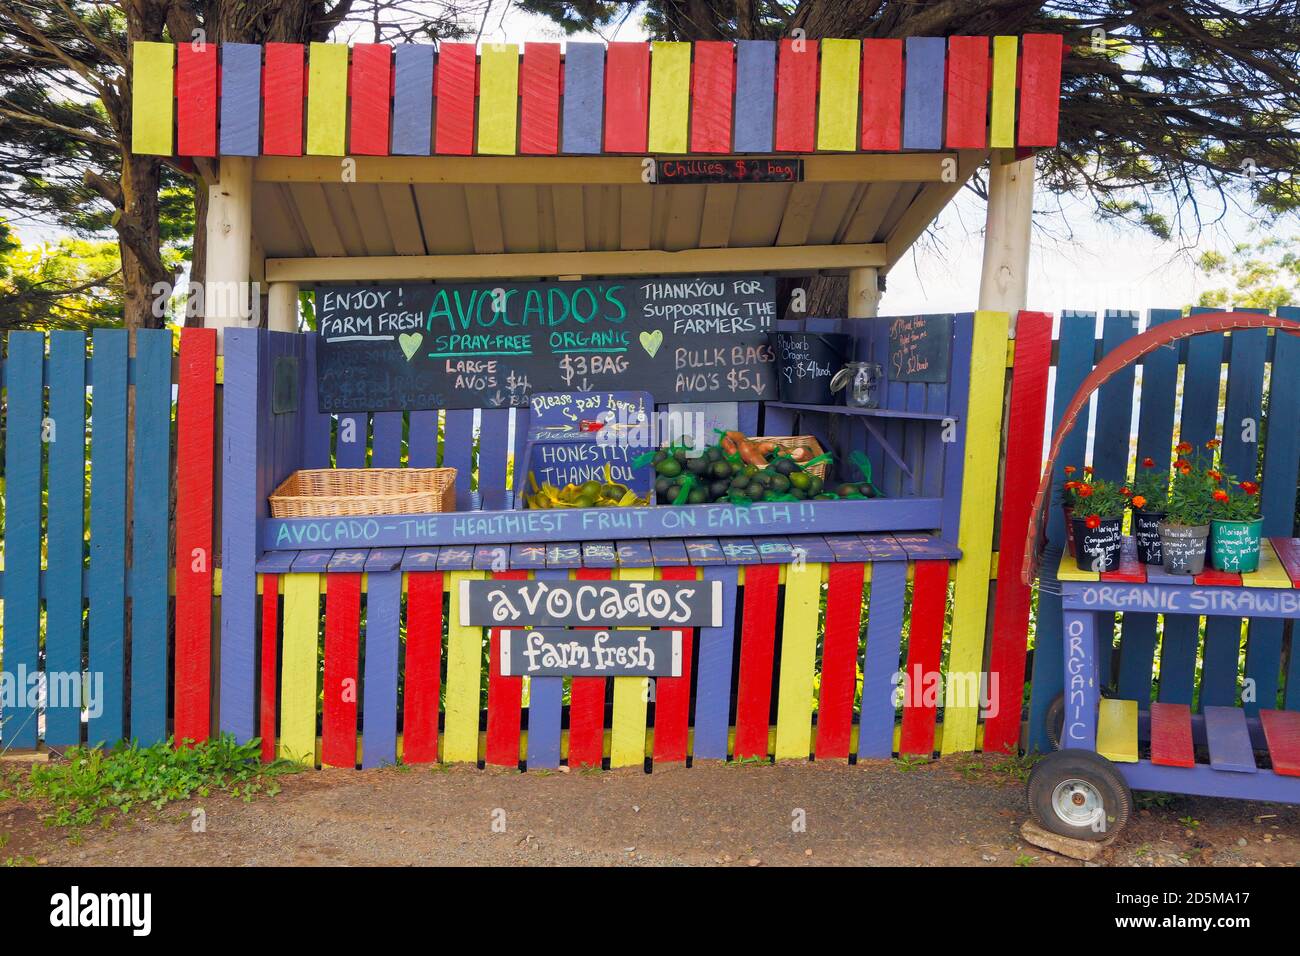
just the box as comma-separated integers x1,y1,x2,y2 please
1132,509,1166,565
1071,516,1123,573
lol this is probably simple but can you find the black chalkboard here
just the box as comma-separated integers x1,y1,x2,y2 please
315,276,778,412
887,314,952,384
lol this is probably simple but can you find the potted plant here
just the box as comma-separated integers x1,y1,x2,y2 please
1068,473,1126,572
1060,465,1088,556
1129,456,1169,565
1159,442,1216,574
1210,476,1263,572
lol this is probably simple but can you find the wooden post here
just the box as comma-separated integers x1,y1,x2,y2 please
205,157,255,342
978,151,1035,333
848,266,881,318
268,282,300,333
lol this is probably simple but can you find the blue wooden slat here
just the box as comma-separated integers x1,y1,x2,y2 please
1116,309,1182,704
1204,705,1257,773
129,329,173,744
87,329,128,745
902,38,945,150
361,570,401,767
1269,309,1300,710
526,568,567,769
2,333,45,748
301,333,332,469
43,332,86,746
335,413,368,468
220,328,261,743
392,45,435,155
477,408,511,509
1026,313,1095,751
219,43,262,156
733,40,776,153
691,565,738,759
859,561,906,758
442,409,475,510
371,411,403,466
561,43,604,154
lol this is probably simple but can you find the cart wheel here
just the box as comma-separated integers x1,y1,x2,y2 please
1027,750,1131,842
1045,693,1065,750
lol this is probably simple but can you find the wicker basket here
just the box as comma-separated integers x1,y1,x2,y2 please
269,468,456,517
759,435,828,480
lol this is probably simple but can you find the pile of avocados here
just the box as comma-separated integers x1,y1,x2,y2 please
650,443,878,506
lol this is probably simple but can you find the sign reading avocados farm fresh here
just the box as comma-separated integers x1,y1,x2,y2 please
315,276,778,411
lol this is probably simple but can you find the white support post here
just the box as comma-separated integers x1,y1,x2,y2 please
205,157,255,343
267,282,300,333
978,151,1035,333
847,266,881,318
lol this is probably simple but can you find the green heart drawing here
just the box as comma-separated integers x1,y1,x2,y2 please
639,329,664,358
399,332,422,361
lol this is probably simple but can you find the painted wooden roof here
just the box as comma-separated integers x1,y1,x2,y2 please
131,35,1064,159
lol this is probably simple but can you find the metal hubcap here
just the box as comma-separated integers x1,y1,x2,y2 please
1051,777,1105,828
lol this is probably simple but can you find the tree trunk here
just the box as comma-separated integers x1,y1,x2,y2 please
118,153,167,330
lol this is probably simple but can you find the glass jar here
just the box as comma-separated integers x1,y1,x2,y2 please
832,361,883,408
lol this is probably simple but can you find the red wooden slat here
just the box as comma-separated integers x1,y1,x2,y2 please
1149,701,1196,768
1195,567,1242,587
775,39,817,152
1017,33,1065,147
567,568,611,767
176,43,217,156
1260,709,1300,777
1100,536,1147,583
815,562,866,760
402,571,443,763
898,560,949,756
263,43,305,156
485,570,528,767
350,43,392,155
734,563,780,759
1268,537,1300,586
604,42,649,153
652,566,697,763
321,573,361,767
260,576,279,763
690,41,734,153
944,36,988,149
860,39,903,151
435,43,477,155
520,42,560,155
982,312,1053,753
174,328,216,746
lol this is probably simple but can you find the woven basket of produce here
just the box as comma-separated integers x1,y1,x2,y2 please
753,435,828,479
652,431,837,506
269,468,456,517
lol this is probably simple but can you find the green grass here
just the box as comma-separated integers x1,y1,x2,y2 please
0,734,299,829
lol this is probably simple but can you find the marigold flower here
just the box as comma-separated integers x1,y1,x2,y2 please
1207,470,1222,482
1064,466,1076,475
1076,485,1093,498
1132,495,1147,510
1142,457,1155,468
1085,514,1101,529
1176,442,1193,454
1206,438,1221,449
1083,466,1094,475
1178,465,1192,475
1120,486,1132,497
1213,489,1229,503
1240,481,1259,496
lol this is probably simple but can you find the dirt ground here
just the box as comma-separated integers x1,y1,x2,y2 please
2,753,1297,867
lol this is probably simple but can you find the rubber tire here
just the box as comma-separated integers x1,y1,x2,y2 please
1045,693,1065,751
1027,749,1132,842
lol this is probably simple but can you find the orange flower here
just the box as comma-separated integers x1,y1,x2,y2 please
1207,469,1222,482
1132,495,1147,510
1085,514,1101,529
1240,481,1259,496
1142,457,1156,468
1120,486,1132,497
1206,438,1221,449
1083,465,1094,475
1076,485,1093,498
1213,489,1229,503
1178,465,1192,475
1064,466,1076,475
1176,441,1193,454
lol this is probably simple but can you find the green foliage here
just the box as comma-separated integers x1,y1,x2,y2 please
0,225,123,329
1196,237,1299,311
1130,457,1169,513
1165,446,1217,525
0,734,298,829
1061,467,1126,519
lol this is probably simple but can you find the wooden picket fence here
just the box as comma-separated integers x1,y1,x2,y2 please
2,310,1297,767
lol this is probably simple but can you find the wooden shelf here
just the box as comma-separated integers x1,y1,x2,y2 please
767,402,956,422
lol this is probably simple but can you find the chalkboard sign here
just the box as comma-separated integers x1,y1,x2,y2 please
887,314,952,384
315,276,778,412
499,628,682,677
655,158,802,184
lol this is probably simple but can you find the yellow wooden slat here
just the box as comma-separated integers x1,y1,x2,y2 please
609,566,655,767
132,41,175,156
1241,538,1292,588
1096,698,1139,763
478,43,520,156
942,310,1011,754
280,573,321,765
647,41,691,154
1057,547,1101,582
816,38,861,152
306,42,349,156
989,37,1018,149
773,561,824,760
443,570,485,762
